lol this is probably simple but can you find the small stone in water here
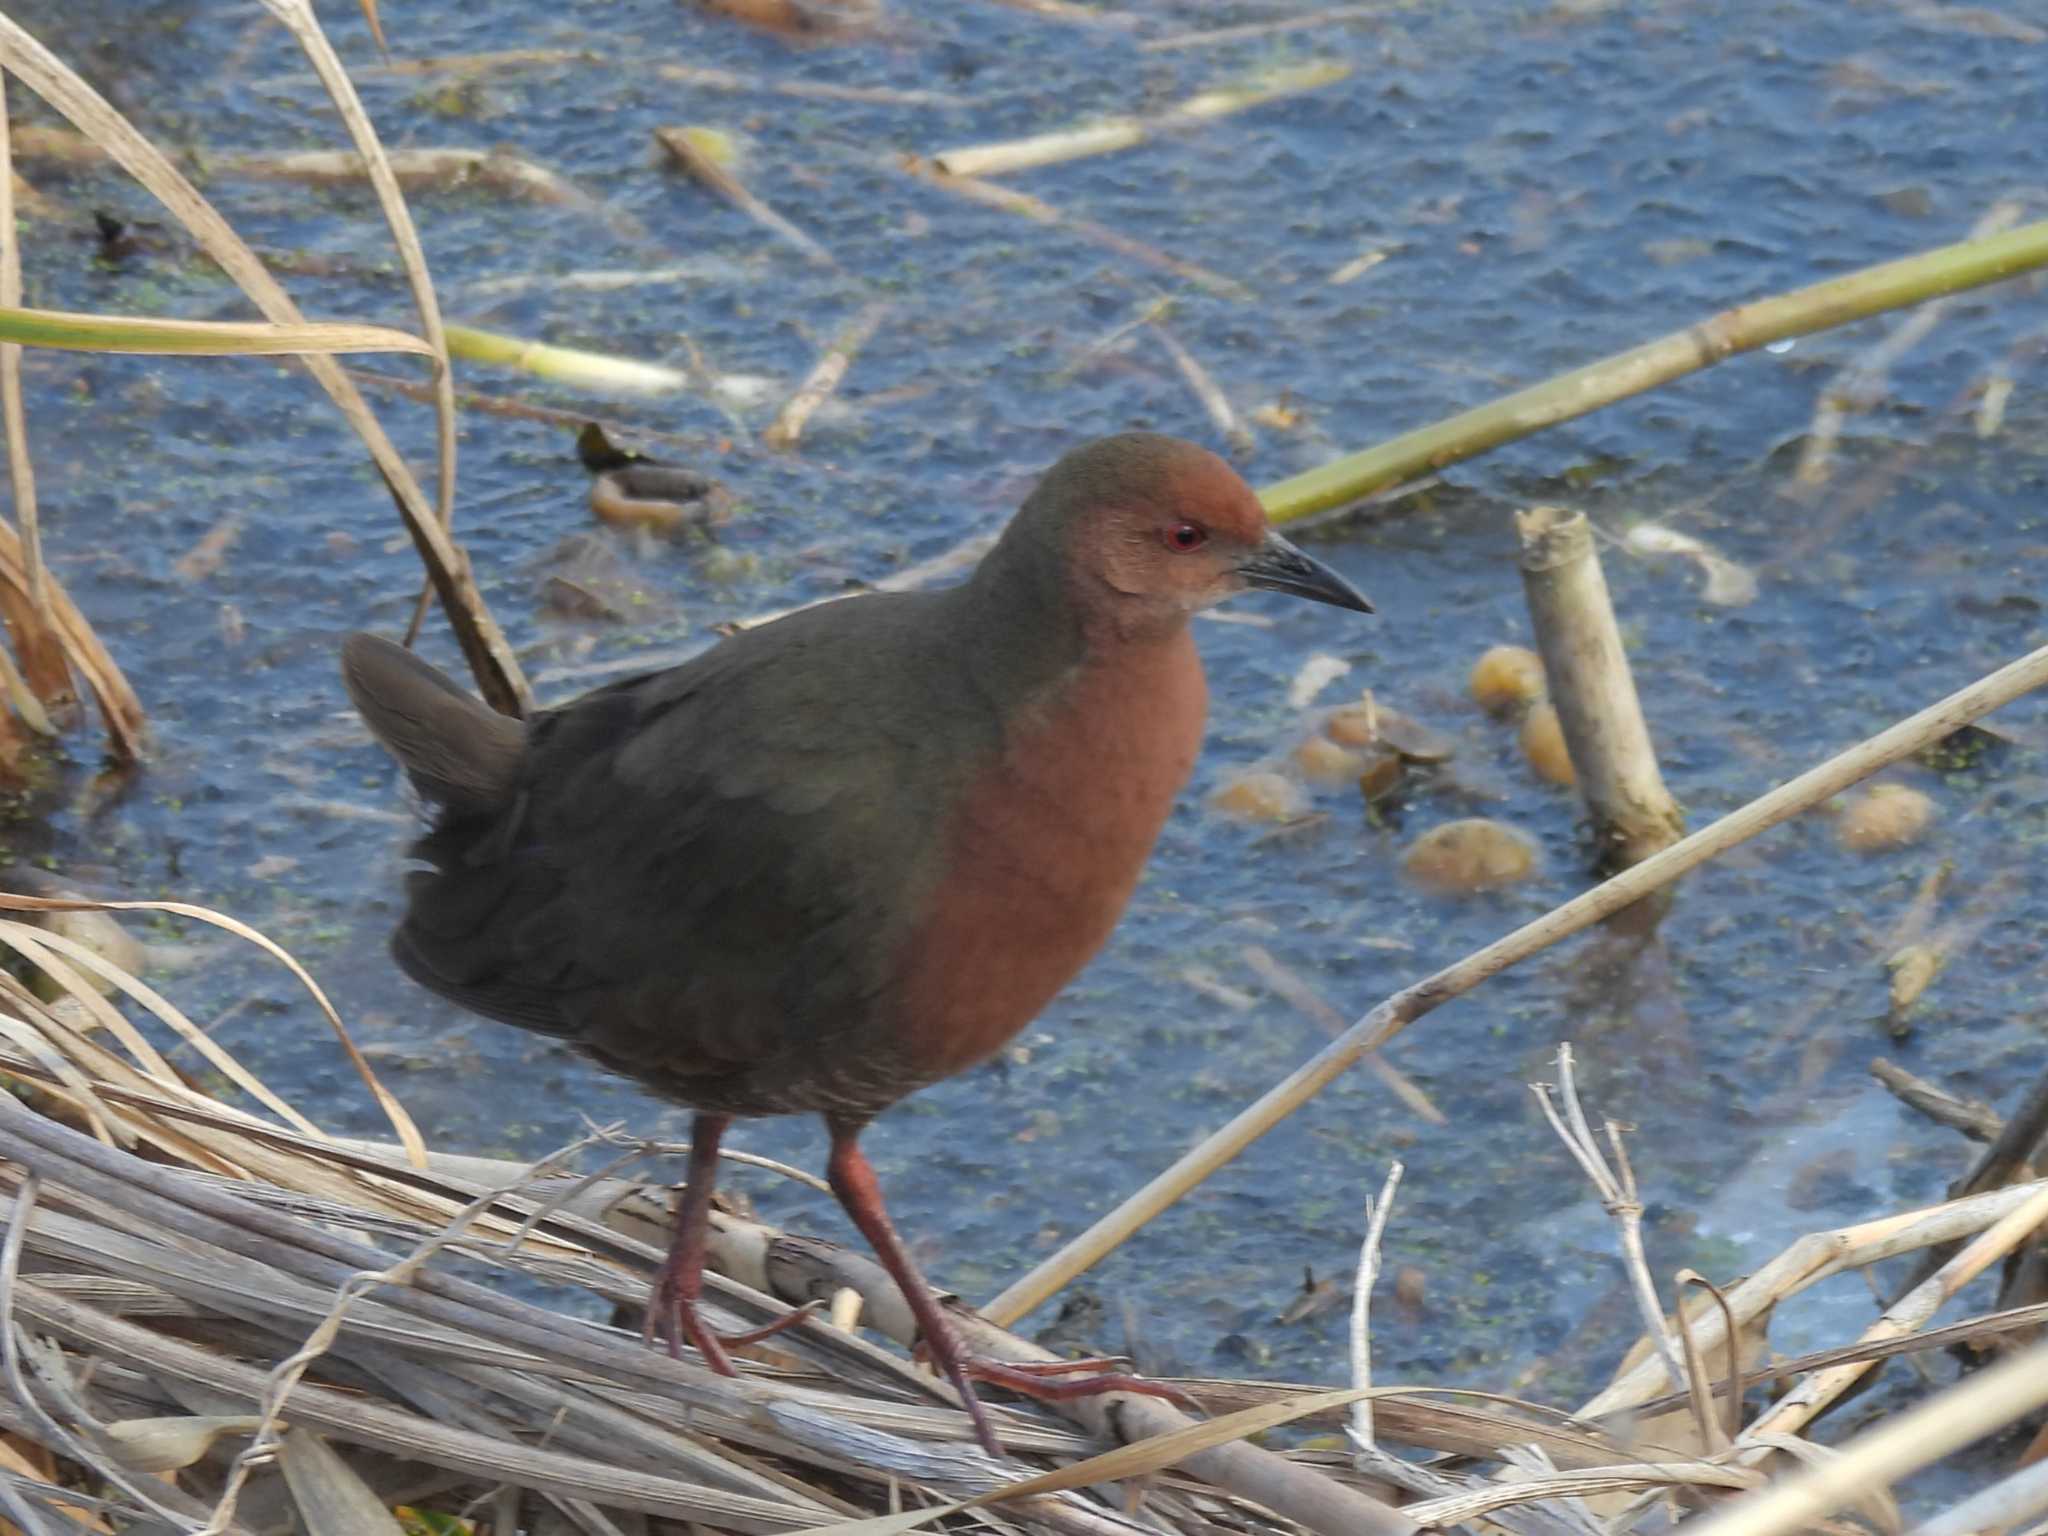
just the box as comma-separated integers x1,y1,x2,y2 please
1837,783,1934,853
1213,770,1308,822
1520,701,1575,785
1402,818,1536,894
1469,645,1546,716
1295,735,1367,785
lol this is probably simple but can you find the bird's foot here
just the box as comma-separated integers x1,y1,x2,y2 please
956,1351,1202,1409
643,1278,822,1374
916,1330,1201,1455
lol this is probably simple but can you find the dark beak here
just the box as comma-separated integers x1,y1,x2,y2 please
1238,532,1374,614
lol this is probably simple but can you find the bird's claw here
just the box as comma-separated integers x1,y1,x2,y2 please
961,1355,1202,1410
913,1337,1200,1412
645,1283,824,1372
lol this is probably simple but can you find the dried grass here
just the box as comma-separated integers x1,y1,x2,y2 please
0,889,2040,1536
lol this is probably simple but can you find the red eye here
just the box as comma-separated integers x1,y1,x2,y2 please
1162,522,1208,553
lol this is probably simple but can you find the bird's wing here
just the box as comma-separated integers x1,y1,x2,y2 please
394,596,991,1098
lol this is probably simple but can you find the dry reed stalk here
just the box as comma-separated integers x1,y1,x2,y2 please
656,127,837,269
764,301,892,450
1911,1451,2048,1536
0,82,91,755
1517,506,1684,871
1239,946,1441,1125
1149,323,1254,459
932,62,1348,178
0,522,141,758
1677,1338,2048,1536
707,1213,1417,1536
1533,1046,1688,1409
897,156,1252,300
973,0,1135,23
0,86,42,624
1725,1180,2048,1451
1327,247,1390,285
1623,1297,2048,1423
217,145,603,213
1,123,105,166
1585,1176,2048,1418
985,637,2048,1326
0,890,422,1166
1345,1162,1403,1454
1793,199,2024,486
0,1087,1414,1536
1139,5,1390,52
649,61,965,107
0,17,529,714
277,50,963,106
1885,1059,2048,1307
0,905,1415,1536
1869,1058,2004,1142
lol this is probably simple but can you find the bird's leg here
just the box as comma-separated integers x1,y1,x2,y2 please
645,1114,827,1369
647,1113,742,1371
825,1120,1195,1459
824,1119,1007,1453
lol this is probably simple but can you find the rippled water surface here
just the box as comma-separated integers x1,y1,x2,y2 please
6,0,2046,1487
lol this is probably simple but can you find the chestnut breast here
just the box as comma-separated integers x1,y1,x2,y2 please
887,628,1208,1082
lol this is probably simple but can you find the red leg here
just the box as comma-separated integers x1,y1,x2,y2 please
647,1113,742,1372
825,1120,1196,1458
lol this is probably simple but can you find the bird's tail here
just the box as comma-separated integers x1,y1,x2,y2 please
340,633,524,814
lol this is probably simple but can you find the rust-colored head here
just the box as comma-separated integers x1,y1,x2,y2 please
1001,433,1372,639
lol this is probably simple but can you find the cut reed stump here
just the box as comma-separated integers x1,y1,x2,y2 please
1516,506,1683,873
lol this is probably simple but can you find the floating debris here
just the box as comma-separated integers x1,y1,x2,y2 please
1377,708,1457,765
1887,943,1943,1016
932,61,1350,178
697,0,885,38
1520,701,1575,786
1326,693,1378,747
1294,734,1367,785
1213,769,1309,822
655,125,837,269
1468,644,1546,716
445,323,687,394
1356,749,1404,805
590,465,727,534
1288,652,1351,711
1837,783,1935,853
1625,523,1759,607
1402,818,1537,894
763,301,893,450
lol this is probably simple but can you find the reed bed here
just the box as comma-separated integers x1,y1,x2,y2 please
0,887,2043,1536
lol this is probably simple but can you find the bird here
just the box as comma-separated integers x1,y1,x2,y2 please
341,432,1372,1454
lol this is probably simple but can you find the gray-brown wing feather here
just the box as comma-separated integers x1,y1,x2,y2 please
369,597,998,1114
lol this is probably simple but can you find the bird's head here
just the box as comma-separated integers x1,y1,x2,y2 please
1015,433,1373,639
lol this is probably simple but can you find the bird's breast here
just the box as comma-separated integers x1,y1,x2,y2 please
886,631,1207,1081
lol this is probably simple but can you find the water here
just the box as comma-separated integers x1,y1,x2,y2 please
4,0,2045,1486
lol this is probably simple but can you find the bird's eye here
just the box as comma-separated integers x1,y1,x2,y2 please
1162,522,1208,553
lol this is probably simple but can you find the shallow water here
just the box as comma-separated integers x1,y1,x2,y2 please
5,0,2047,1485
